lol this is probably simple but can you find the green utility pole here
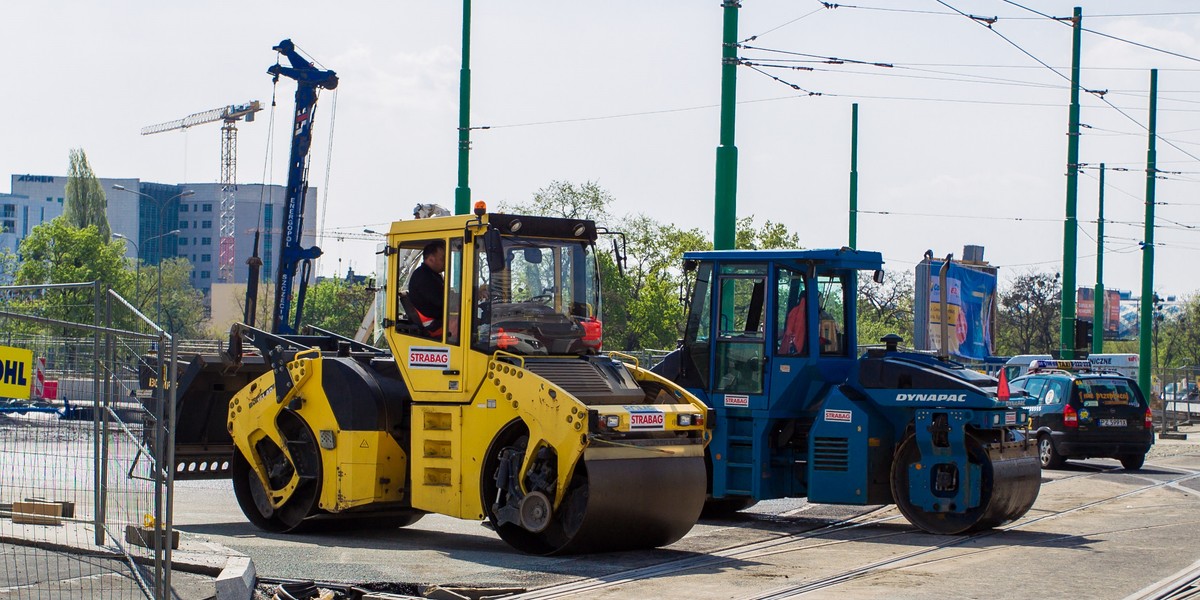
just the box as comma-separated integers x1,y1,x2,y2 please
849,103,859,249
713,0,740,250
454,0,472,215
1060,6,1083,359
1140,69,1158,394
1093,163,1105,355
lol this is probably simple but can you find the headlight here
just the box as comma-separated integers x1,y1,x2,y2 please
604,415,620,428
677,414,694,427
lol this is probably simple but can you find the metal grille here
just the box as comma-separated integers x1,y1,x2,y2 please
812,437,850,472
0,282,176,599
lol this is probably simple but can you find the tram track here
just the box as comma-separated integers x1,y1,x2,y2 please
745,466,1200,599
513,461,1193,599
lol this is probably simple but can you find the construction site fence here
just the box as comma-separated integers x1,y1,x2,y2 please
0,282,176,599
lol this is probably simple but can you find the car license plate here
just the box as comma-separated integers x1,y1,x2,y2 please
1099,418,1127,427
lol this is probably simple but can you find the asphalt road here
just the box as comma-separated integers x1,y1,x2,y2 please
170,426,1200,599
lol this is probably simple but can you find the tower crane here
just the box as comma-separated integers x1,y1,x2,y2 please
141,101,263,283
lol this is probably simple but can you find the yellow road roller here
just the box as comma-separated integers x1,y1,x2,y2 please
224,206,712,554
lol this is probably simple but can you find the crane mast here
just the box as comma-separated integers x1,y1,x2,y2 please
142,101,262,284
267,39,338,334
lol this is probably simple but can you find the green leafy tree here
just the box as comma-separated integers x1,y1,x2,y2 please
996,270,1061,355
13,218,131,329
154,258,206,339
63,149,111,240
857,270,914,346
735,215,801,250
520,180,614,222
302,278,375,337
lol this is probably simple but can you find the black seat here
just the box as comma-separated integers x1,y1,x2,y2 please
396,291,432,337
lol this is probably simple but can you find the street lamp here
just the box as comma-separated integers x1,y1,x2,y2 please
111,233,141,309
149,229,182,326
111,185,194,267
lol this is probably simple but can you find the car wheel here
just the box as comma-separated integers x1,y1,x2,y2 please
1038,434,1065,469
1119,453,1145,471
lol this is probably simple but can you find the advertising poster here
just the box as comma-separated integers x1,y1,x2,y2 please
1076,287,1122,337
915,261,997,361
0,345,33,400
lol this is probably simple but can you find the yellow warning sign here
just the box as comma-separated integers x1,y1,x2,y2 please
0,346,33,400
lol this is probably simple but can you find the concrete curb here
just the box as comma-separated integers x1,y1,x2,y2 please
214,555,256,600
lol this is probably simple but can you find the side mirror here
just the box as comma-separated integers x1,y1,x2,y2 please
484,227,505,273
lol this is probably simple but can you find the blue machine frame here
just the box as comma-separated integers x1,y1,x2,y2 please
654,248,1042,534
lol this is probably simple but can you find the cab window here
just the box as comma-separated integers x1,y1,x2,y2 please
816,275,847,356
714,264,766,395
775,267,807,355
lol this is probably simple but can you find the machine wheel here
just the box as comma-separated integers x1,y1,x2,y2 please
890,433,1040,535
230,410,323,532
481,426,706,555
1038,434,1066,469
1120,453,1145,471
701,496,758,518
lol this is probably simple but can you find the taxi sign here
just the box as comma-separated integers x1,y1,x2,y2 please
1029,359,1091,373
0,346,33,399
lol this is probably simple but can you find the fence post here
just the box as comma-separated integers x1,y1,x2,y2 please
154,328,166,599
164,333,177,596
93,280,104,546
100,286,114,546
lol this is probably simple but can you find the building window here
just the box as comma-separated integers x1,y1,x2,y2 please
201,254,211,262
202,204,213,212
201,220,212,229
201,237,212,245
1,204,14,218
180,204,189,213
180,221,189,229
201,271,210,279
179,238,188,246
57,198,63,203
46,197,53,203
1,220,13,233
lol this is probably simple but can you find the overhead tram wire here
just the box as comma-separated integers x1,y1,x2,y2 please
739,6,827,44
939,1,1200,170
1001,0,1200,65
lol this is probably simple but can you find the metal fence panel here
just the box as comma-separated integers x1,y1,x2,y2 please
0,283,174,599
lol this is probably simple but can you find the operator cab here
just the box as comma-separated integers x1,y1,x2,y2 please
663,249,883,410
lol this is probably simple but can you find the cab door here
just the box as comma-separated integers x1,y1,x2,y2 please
396,237,467,397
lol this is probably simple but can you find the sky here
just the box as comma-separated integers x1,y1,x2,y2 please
4,1,1200,299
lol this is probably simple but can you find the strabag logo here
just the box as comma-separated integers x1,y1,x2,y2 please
724,394,750,407
895,393,967,403
408,347,450,369
824,409,852,423
623,406,665,430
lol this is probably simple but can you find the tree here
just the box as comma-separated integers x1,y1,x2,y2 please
13,218,131,329
302,278,375,338
996,270,1061,355
154,258,207,339
63,149,111,240
521,180,614,223
735,215,800,250
857,270,914,346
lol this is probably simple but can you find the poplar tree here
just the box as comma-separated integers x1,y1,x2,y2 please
63,148,111,240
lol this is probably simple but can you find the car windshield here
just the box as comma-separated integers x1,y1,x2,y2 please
472,236,602,356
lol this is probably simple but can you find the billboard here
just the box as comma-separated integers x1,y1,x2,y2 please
914,260,998,360
0,345,33,400
1076,287,1121,337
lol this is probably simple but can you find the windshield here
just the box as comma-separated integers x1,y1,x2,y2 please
472,236,602,356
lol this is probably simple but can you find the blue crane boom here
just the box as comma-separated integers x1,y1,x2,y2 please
267,39,338,334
